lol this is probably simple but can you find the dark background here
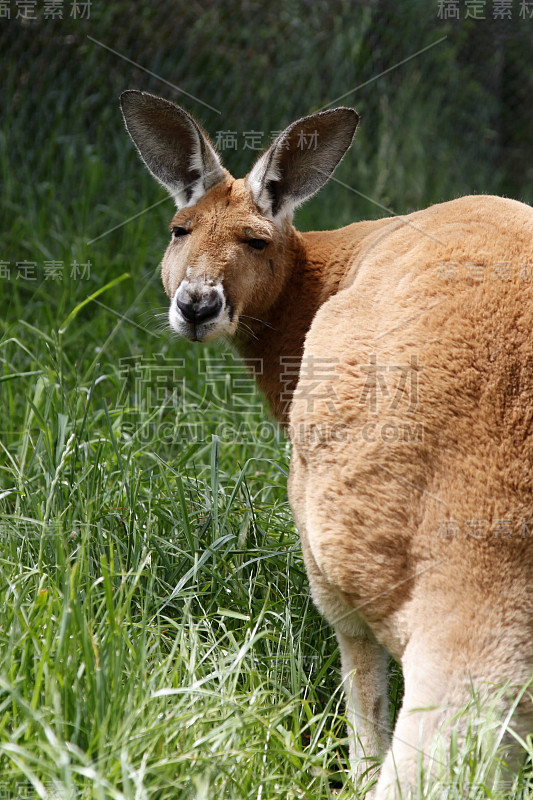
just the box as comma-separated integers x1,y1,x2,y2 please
3,0,533,239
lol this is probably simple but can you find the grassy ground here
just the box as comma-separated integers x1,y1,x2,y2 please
0,116,362,798
1,62,532,800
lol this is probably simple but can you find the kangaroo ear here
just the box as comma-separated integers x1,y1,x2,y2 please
245,107,359,220
120,90,226,208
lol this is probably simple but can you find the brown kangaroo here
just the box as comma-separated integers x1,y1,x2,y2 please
120,89,533,798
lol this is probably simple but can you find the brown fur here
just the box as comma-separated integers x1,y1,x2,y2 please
121,92,533,798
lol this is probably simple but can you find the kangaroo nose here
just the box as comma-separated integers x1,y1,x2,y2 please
176,294,222,324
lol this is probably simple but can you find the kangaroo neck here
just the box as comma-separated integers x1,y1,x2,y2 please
235,225,354,425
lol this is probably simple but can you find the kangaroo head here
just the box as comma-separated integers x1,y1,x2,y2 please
120,91,358,343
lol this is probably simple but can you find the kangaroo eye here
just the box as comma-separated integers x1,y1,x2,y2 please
172,226,190,238
247,238,269,251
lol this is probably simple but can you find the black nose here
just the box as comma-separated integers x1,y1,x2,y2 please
176,295,222,324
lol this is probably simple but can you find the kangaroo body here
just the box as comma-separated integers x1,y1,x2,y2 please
121,91,533,797
289,195,533,794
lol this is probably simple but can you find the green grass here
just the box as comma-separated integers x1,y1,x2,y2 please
0,295,354,798
1,130,356,795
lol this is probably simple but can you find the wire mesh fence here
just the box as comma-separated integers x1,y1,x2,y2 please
2,0,533,239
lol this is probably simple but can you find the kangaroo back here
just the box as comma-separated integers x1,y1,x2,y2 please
290,194,533,796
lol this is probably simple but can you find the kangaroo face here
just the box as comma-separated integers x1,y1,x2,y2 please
161,178,289,343
120,89,358,343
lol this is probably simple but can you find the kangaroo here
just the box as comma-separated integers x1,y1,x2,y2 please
120,90,533,798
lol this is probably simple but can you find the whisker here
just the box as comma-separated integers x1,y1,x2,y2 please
236,321,259,341
240,314,277,332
